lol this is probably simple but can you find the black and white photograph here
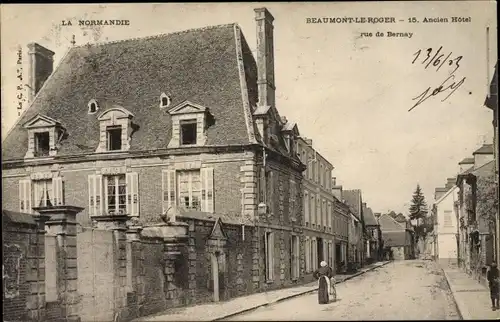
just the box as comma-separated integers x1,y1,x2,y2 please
1,2,498,321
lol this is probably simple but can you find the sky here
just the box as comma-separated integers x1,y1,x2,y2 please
1,2,497,215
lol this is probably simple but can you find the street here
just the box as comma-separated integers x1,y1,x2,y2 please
226,260,461,321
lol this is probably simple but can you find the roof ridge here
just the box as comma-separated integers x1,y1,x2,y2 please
74,22,238,49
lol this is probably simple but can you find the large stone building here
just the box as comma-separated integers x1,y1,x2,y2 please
296,137,336,277
362,204,382,263
2,7,308,316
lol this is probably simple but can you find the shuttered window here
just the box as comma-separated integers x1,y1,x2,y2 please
161,168,214,214
19,177,64,213
88,172,139,216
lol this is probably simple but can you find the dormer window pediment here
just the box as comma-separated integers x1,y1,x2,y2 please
167,101,211,148
95,106,135,153
24,114,64,159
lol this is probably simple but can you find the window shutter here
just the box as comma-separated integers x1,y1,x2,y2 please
88,175,95,217
263,234,268,280
269,171,274,214
290,236,293,278
126,172,139,216
19,179,32,213
33,181,41,209
89,174,103,216
201,168,214,213
162,169,177,212
52,176,63,206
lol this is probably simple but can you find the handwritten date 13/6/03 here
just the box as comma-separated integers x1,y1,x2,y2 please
412,46,462,74
409,46,466,112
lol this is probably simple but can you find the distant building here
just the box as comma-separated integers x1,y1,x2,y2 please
331,179,350,273
433,181,459,268
343,189,366,268
379,213,413,260
362,204,382,263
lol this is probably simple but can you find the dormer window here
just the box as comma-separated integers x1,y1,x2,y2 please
23,114,64,159
167,101,211,148
160,93,171,108
34,132,50,157
106,126,122,151
180,120,197,145
88,99,99,114
96,106,135,153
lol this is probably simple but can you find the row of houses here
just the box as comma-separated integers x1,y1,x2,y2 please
428,62,498,284
1,7,384,321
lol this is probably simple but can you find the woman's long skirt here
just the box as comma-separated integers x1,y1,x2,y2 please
318,276,330,304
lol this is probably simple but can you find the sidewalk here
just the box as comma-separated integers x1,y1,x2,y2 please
134,261,390,321
442,266,500,320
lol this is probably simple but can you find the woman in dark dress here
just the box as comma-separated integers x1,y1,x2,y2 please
313,261,333,304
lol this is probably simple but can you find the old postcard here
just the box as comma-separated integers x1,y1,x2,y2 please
1,2,499,321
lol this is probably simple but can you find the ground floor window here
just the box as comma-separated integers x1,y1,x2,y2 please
264,232,275,281
290,235,300,280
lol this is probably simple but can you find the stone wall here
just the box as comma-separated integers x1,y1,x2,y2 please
2,212,46,321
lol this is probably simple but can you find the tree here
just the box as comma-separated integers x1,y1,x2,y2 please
409,184,429,243
409,184,428,222
476,170,498,235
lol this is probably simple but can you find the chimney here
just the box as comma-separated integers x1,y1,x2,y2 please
458,158,474,173
473,144,494,169
445,177,456,190
254,8,276,110
332,177,343,200
27,43,55,103
434,187,448,201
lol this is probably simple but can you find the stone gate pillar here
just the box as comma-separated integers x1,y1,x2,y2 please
141,221,188,306
91,214,129,321
34,205,84,322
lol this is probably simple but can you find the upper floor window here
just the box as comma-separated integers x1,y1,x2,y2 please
96,107,135,153
167,101,211,148
180,120,197,145
34,132,50,157
105,174,127,213
23,114,64,159
106,126,123,151
178,170,201,210
320,164,324,186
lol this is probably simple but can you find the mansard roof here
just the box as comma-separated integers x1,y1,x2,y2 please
2,23,261,160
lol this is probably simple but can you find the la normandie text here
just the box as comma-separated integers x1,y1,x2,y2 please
61,20,130,26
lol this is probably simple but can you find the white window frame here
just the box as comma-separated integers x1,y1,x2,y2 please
104,174,127,214
311,194,316,226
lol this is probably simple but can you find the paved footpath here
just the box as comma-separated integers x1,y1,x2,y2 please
442,266,500,320
134,261,390,321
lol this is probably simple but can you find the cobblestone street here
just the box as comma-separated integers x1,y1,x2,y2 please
227,260,461,321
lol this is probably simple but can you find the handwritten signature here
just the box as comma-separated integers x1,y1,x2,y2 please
409,46,466,112
408,74,466,112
